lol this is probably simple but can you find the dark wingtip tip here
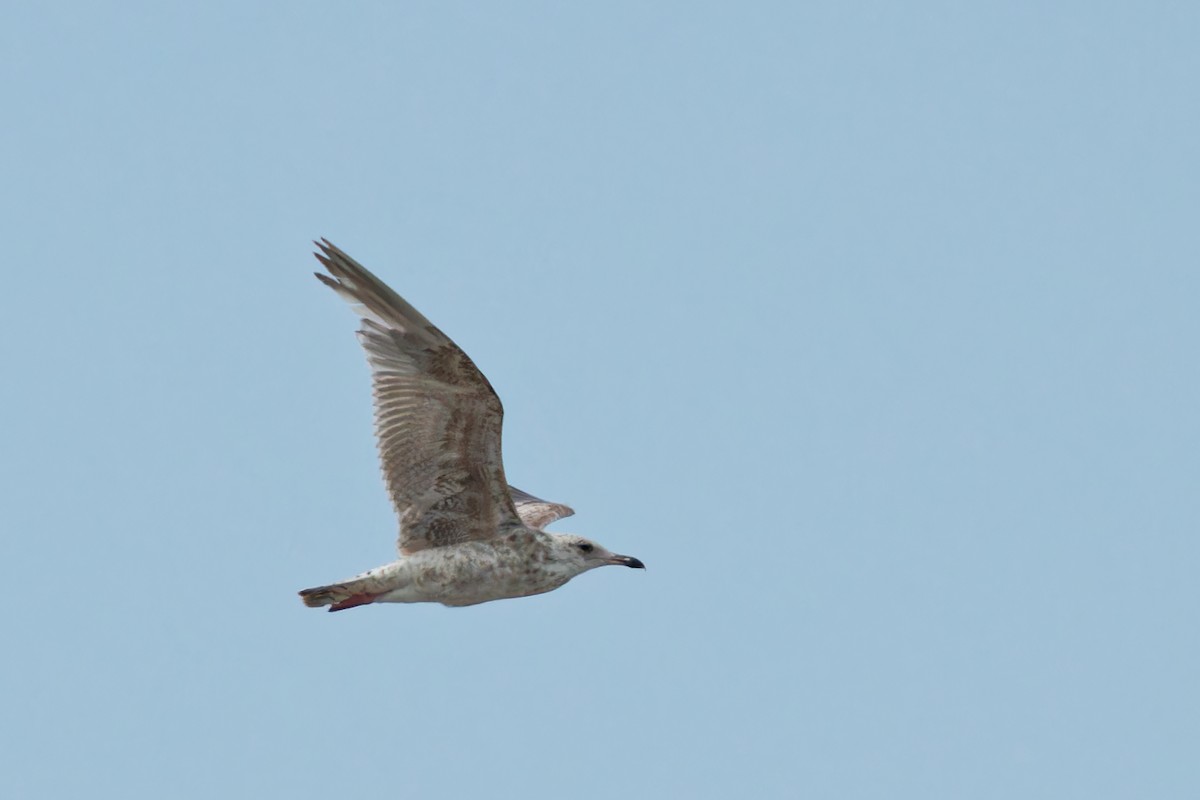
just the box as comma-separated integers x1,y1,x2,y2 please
312,238,338,262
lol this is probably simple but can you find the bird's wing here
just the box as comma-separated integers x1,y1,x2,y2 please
508,486,575,530
314,239,523,554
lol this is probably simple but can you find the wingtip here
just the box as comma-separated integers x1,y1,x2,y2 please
312,238,340,264
312,239,358,283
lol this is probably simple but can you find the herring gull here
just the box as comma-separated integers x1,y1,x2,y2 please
299,240,644,611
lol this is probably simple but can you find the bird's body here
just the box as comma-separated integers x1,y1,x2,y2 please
298,241,643,611
304,529,587,609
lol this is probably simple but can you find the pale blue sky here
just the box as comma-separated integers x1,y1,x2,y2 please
3,2,1198,798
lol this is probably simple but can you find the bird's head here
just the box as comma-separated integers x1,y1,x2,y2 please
550,533,645,574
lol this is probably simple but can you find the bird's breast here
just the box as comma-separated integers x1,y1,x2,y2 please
404,538,573,606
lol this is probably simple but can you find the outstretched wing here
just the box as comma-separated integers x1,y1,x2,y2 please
314,239,522,554
508,486,575,530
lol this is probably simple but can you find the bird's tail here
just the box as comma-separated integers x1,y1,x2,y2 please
298,577,381,612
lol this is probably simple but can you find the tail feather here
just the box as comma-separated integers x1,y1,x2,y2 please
299,580,381,612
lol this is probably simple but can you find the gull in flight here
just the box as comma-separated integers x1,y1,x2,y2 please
299,241,644,611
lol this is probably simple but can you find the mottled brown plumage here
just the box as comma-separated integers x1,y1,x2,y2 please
299,240,643,611
314,240,520,554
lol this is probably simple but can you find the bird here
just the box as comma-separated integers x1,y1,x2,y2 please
298,240,645,611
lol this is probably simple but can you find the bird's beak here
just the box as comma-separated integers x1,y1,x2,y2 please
608,554,645,569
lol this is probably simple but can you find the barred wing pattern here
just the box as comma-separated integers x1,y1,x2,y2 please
314,240,522,554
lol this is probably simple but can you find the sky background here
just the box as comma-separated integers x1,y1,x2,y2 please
2,2,1198,798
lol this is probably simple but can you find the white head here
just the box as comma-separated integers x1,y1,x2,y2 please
548,533,645,575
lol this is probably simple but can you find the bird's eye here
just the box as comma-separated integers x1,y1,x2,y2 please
578,543,594,553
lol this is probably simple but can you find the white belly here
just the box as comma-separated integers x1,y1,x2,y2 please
374,539,574,607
